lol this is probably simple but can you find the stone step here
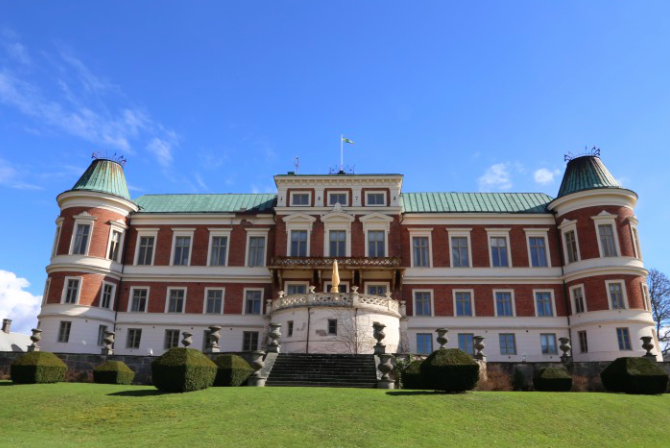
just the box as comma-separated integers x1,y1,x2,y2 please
266,381,378,388
266,353,378,389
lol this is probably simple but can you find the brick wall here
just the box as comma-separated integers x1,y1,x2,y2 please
57,206,128,258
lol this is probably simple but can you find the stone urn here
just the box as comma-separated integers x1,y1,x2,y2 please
473,336,486,360
208,325,222,353
559,337,572,360
377,353,395,390
435,328,449,349
28,328,42,352
248,350,267,387
641,336,655,359
181,332,193,348
372,322,387,355
101,331,115,355
267,323,282,353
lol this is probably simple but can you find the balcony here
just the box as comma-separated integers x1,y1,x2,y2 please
269,287,404,317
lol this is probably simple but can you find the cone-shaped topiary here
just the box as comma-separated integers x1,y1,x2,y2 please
533,367,572,392
11,352,67,384
401,360,426,389
601,357,669,395
213,354,254,387
420,348,479,393
152,348,217,393
93,361,135,385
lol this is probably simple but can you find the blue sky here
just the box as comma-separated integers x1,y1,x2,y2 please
1,2,670,332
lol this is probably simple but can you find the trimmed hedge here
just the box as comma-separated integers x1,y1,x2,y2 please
601,357,669,395
213,354,254,387
401,360,426,389
11,352,67,384
533,367,572,392
152,348,217,393
93,361,135,385
420,348,479,393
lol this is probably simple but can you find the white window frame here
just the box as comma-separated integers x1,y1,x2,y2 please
365,190,387,207
105,220,128,263
61,276,82,305
127,287,150,313
290,191,312,207
364,282,390,296
245,228,270,267
69,212,97,256
170,228,195,267
207,228,232,267
532,289,556,317
283,214,315,257
165,287,188,314
629,216,643,260
243,288,265,315
42,278,51,306
446,228,473,268
641,282,651,312
605,280,629,310
324,281,351,293
493,289,516,317
321,212,354,258
569,284,587,314
453,289,475,317
288,229,310,257
408,228,433,268
486,228,512,268
285,281,310,295
327,191,349,207
100,281,117,310
360,213,393,258
524,228,551,268
558,219,581,264
203,287,225,315
413,289,434,317
52,217,64,258
592,212,621,258
133,228,159,266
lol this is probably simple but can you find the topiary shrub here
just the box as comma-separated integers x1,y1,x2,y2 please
93,361,135,385
11,352,67,384
401,360,426,389
152,348,217,393
601,357,669,395
420,348,479,393
533,367,572,392
213,354,253,387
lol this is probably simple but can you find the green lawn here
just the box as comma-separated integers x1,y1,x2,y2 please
1,382,669,448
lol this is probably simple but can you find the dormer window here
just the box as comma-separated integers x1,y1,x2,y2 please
291,192,311,206
366,192,386,206
328,192,348,206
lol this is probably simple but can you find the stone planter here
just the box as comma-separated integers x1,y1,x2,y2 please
268,323,282,353
101,331,115,355
28,328,42,352
377,353,395,390
181,332,193,348
473,336,485,360
207,326,222,353
248,350,266,387
559,337,572,361
435,328,448,349
372,322,386,355
641,336,656,360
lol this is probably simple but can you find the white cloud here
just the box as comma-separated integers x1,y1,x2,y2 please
194,173,208,191
533,168,561,186
478,163,512,191
146,138,173,168
0,159,42,190
0,270,41,334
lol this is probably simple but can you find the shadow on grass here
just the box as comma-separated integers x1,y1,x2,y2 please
0,382,15,386
108,389,167,397
386,390,439,396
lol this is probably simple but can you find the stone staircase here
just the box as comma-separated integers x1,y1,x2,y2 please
265,353,378,388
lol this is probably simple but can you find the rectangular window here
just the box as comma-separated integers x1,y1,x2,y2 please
564,230,579,263
414,291,432,316
455,291,473,317
137,236,155,266
329,193,347,205
57,321,71,343
328,319,338,335
631,226,642,259
52,224,62,257
499,333,517,355
101,283,114,309
127,329,142,349
578,330,588,353
164,329,180,349
367,231,385,257
616,328,632,350
205,289,223,314
290,230,308,257
366,193,385,206
529,236,548,267
287,284,307,295
367,285,387,296
416,333,433,355
535,292,554,317
210,236,228,266
243,331,259,351
248,236,266,267
287,321,294,337
131,288,148,312
540,333,558,355
291,193,310,206
458,333,474,356
495,291,513,317
168,289,185,313
245,290,262,315
451,236,470,267
326,283,348,293
72,224,91,255
608,282,626,310
329,230,346,257
412,237,430,267
108,230,122,261
572,287,586,314
64,278,80,304
490,237,509,267
97,325,108,346
598,224,617,257
173,236,191,266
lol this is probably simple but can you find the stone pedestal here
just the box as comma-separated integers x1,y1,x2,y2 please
267,323,282,353
476,359,488,383
377,379,395,390
247,376,267,387
248,350,266,387
376,353,395,389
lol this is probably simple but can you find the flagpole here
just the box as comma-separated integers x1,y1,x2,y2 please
340,134,344,172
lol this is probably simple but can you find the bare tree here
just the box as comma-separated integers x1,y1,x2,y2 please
322,308,376,354
647,269,670,359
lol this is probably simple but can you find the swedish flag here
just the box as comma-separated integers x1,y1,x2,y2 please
342,137,354,145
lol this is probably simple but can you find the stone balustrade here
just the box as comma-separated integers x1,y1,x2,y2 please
271,288,401,317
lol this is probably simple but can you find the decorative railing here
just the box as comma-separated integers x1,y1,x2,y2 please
269,256,402,268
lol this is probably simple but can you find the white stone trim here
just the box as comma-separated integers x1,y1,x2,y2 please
127,286,151,313
547,188,637,217
283,214,316,257
486,228,512,268
569,283,587,314
133,228,159,266
532,288,556,317
165,287,188,314
524,228,551,268
361,213,393,257
322,211,354,257
169,228,195,267
452,289,475,317
243,287,265,315
106,220,127,263
100,281,117,310
57,190,138,215
446,228,473,268
203,287,225,315
52,217,64,258
206,228,232,267
408,228,433,268
69,212,97,256
245,228,270,267
42,278,51,306
605,279,629,310
60,276,82,305
629,220,643,260
641,282,651,312
558,219,581,264
592,211,621,257
493,289,516,317
290,191,312,207
412,289,434,317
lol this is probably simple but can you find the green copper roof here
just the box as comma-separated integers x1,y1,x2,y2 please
557,156,621,198
134,194,277,213
71,159,131,200
400,192,553,213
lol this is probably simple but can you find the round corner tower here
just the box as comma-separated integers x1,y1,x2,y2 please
39,157,137,353
548,154,659,361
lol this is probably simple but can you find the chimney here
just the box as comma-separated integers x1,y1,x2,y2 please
2,319,11,334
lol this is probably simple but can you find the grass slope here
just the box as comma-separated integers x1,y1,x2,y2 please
1,382,669,447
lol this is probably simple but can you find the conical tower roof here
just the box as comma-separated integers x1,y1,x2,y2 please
71,158,131,200
556,155,621,198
